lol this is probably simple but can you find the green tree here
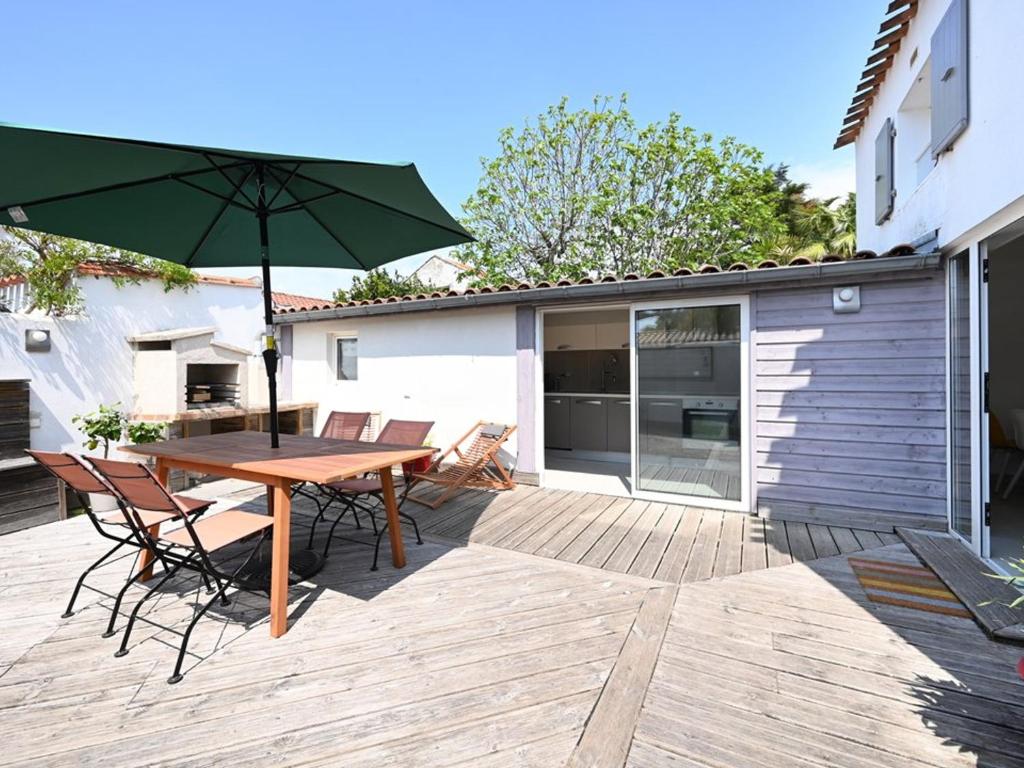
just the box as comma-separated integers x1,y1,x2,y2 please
332,267,438,303
455,96,785,283
0,227,196,316
762,166,856,260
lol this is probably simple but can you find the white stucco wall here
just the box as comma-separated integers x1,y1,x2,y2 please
287,306,519,458
0,275,263,454
854,0,1024,252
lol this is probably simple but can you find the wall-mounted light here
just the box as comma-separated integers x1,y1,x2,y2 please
833,286,861,314
25,328,51,352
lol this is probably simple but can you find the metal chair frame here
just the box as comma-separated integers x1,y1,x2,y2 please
25,450,213,637
306,419,433,568
87,457,272,684
292,411,372,530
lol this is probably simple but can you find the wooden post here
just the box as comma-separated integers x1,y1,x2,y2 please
379,468,406,568
269,478,291,638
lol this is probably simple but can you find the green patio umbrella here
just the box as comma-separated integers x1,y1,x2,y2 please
0,123,473,447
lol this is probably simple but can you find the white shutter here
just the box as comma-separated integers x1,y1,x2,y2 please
931,0,969,158
874,118,895,225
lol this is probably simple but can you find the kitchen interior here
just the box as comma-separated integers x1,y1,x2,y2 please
542,303,743,502
543,309,632,494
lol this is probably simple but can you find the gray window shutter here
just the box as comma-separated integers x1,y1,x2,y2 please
931,0,969,157
874,117,895,224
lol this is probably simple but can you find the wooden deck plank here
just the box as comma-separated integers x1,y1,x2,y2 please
653,507,701,584
567,586,677,768
680,510,723,583
532,495,618,559
806,524,840,559
852,528,885,550
711,512,745,578
765,518,793,567
580,501,650,569
605,503,666,574
628,505,679,580
828,525,864,554
785,521,818,562
740,515,768,573
559,497,633,564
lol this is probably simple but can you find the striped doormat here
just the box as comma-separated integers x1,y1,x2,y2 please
848,557,972,618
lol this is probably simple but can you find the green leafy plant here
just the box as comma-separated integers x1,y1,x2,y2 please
983,551,1024,609
0,227,196,316
332,267,439,303
72,403,165,458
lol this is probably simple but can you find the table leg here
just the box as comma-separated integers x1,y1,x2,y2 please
137,458,167,582
270,478,291,638
379,468,407,569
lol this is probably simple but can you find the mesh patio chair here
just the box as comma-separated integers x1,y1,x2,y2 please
306,419,434,569
26,450,214,637
405,422,517,510
87,457,273,684
292,410,371,526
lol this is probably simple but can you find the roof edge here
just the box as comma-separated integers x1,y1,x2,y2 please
275,252,942,325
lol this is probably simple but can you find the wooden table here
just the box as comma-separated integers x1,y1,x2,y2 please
122,430,435,638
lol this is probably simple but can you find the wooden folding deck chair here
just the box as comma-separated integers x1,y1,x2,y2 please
406,421,516,509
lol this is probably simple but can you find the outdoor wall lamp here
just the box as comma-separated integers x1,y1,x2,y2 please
832,285,861,314
25,328,51,352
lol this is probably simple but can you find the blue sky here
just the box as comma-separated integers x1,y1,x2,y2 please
5,1,880,297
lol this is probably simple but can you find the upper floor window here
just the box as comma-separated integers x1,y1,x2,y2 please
335,336,358,381
896,58,933,194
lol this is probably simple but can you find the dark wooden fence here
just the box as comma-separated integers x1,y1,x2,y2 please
0,380,60,534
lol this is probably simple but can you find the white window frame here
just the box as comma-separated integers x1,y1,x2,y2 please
629,294,752,513
331,333,359,383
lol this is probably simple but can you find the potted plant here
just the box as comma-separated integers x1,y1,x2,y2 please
72,403,166,511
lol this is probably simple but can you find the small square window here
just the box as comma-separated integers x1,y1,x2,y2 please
336,337,357,381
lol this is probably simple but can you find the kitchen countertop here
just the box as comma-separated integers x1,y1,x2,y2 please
544,392,630,398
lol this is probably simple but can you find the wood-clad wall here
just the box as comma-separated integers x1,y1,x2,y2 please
753,275,948,531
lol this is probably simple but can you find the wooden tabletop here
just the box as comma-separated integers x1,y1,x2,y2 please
122,431,436,484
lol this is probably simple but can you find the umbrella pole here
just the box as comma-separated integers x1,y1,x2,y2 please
257,167,280,449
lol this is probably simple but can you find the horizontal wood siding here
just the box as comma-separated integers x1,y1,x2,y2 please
753,277,947,529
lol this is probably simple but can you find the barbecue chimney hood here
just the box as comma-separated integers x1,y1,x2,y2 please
128,327,255,420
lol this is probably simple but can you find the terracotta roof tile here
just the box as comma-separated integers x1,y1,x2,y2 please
270,291,334,311
834,1,919,148
272,248,921,316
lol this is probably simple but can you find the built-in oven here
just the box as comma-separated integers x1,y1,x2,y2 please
681,397,739,441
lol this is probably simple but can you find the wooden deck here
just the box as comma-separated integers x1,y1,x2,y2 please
1,482,1022,767
406,484,903,583
627,544,1024,768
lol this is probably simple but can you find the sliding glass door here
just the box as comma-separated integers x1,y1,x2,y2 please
631,297,749,510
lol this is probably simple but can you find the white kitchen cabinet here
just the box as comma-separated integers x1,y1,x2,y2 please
595,320,629,350
544,322,596,351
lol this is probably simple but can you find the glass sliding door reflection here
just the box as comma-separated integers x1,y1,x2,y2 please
635,304,742,500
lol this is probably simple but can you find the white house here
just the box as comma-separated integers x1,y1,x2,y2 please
1,263,268,453
411,253,478,291
838,0,1024,567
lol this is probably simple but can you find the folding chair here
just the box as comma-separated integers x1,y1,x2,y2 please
292,411,371,526
307,419,434,569
26,450,213,637
87,457,273,684
405,422,517,509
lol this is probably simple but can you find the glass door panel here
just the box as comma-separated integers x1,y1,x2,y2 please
949,251,973,541
634,302,743,502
